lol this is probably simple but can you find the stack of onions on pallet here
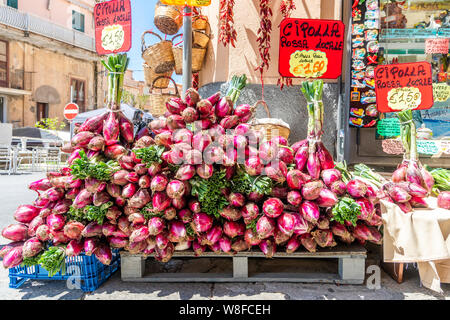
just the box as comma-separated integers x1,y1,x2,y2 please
1,75,385,274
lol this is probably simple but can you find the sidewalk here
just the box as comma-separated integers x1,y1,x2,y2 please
0,173,449,300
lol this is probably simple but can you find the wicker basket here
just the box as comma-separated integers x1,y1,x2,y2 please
149,76,180,118
141,31,175,73
251,100,291,141
154,2,183,35
193,29,210,48
143,63,173,89
172,34,206,75
192,15,208,30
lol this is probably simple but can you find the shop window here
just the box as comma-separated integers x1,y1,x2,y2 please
7,0,18,9
72,10,85,33
36,103,48,123
0,97,5,123
0,40,8,88
71,78,86,113
378,0,450,153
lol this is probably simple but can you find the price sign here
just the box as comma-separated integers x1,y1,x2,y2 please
160,0,210,6
425,38,449,54
387,87,422,111
374,62,434,113
376,118,401,138
288,50,328,78
94,0,132,55
279,19,345,79
433,83,450,102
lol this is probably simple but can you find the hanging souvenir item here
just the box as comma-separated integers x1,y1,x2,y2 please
352,36,365,48
367,40,379,53
365,29,378,41
350,108,365,118
352,24,364,35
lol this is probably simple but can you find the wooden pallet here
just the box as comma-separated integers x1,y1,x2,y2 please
120,244,367,284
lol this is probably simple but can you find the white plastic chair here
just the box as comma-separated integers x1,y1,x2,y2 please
0,145,15,175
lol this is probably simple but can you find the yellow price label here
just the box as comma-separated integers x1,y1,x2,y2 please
433,83,450,102
101,25,125,52
289,50,328,78
387,87,422,111
160,0,211,6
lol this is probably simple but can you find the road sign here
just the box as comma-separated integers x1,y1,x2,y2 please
64,103,79,121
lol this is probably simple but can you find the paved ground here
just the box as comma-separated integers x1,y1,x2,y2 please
0,172,449,300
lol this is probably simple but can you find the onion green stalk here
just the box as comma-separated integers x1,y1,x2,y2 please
101,53,130,109
226,74,247,104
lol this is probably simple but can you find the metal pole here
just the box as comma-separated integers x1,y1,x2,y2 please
182,5,192,98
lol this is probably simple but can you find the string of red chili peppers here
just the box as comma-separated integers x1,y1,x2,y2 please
219,0,237,48
277,0,295,90
255,0,272,100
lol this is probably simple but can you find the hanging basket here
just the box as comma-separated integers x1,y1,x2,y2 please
154,2,183,35
193,29,210,49
192,15,208,31
172,34,206,75
148,76,180,118
143,63,173,89
250,100,291,141
141,31,175,74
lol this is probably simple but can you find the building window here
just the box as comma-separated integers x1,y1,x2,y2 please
36,103,49,123
0,97,5,123
0,40,8,88
7,0,18,9
72,10,85,33
71,78,86,113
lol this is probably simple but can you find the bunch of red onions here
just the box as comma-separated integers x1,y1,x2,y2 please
1,81,385,269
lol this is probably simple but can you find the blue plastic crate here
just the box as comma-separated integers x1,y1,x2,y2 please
8,249,120,292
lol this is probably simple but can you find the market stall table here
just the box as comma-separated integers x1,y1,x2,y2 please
381,197,450,293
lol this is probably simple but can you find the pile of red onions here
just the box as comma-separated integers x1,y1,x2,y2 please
1,83,384,269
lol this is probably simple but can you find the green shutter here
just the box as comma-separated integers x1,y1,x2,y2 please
72,10,85,33
7,0,18,9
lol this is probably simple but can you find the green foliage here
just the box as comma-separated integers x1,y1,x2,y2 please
70,150,119,181
190,169,230,219
67,202,113,224
132,145,165,167
35,117,66,131
21,252,43,267
38,247,66,277
67,206,85,222
331,197,361,227
425,165,450,195
83,202,113,225
141,203,163,220
230,167,273,196
245,216,259,233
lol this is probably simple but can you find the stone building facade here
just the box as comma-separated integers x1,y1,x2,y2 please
0,0,108,129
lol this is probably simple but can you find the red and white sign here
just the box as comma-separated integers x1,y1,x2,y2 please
425,38,449,54
374,62,434,113
94,0,132,55
64,103,79,121
278,18,345,79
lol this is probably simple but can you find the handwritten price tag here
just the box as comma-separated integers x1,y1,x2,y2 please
101,25,125,52
433,83,450,102
289,50,328,78
387,87,421,111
